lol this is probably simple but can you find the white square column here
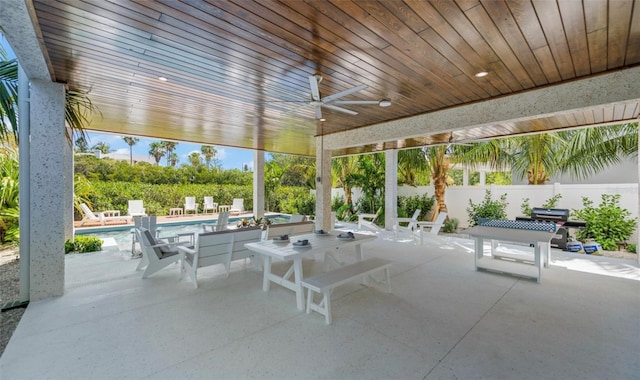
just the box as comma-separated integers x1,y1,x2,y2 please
315,136,331,231
29,79,67,300
253,150,265,219
385,149,398,231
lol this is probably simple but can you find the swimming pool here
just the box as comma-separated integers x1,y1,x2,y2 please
77,214,292,248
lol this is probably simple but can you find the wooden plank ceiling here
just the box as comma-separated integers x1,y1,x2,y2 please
30,0,640,157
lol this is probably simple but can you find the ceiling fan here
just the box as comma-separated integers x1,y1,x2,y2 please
294,75,391,120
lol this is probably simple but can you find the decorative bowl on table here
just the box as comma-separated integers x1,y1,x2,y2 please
272,234,289,243
314,229,329,236
292,239,311,247
336,232,355,240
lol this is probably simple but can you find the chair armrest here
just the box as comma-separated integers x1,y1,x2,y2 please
416,221,436,227
177,245,195,254
394,217,414,223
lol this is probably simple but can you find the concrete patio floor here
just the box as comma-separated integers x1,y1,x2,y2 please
1,232,639,379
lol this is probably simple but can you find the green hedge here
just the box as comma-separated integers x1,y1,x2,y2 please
77,181,314,219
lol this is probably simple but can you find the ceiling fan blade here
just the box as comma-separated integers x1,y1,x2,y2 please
322,84,368,103
309,75,321,101
333,100,380,105
315,104,323,119
323,104,358,115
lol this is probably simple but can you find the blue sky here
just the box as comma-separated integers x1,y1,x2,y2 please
86,132,255,170
3,35,254,170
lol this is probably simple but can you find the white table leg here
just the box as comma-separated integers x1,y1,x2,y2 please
355,243,363,262
262,256,272,292
534,244,542,283
293,258,305,311
474,237,483,270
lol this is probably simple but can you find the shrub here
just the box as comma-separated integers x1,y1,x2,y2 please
520,194,563,216
627,244,636,254
397,193,435,220
571,194,637,251
467,190,508,226
442,218,458,233
65,235,103,254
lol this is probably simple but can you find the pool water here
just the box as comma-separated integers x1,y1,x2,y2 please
78,214,292,249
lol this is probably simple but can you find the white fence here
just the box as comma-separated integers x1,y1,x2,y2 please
336,183,638,238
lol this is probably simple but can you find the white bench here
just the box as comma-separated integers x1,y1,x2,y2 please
301,258,392,324
178,227,263,288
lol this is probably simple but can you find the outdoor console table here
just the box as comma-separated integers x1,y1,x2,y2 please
245,232,377,311
466,220,556,283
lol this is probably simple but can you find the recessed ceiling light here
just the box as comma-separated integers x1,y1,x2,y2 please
475,71,488,78
378,99,392,107
319,118,326,122
158,76,168,82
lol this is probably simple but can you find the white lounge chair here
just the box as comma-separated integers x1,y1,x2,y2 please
127,200,146,217
135,227,192,278
202,211,230,232
184,196,199,215
79,203,130,226
203,196,218,214
229,198,244,215
393,209,422,240
415,212,447,244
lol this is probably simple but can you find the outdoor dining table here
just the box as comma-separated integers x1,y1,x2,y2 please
245,231,377,311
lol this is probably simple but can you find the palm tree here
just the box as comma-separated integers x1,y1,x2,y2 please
1,41,98,144
74,136,89,153
331,156,359,207
398,148,429,186
423,145,450,215
188,151,202,166
201,145,216,168
167,152,179,167
453,124,638,185
0,43,18,143
161,141,178,166
90,142,111,154
122,136,139,165
148,142,165,164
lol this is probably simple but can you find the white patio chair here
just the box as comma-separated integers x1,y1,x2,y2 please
184,196,199,215
203,196,218,214
416,212,448,244
131,215,158,256
127,200,146,217
202,211,230,232
229,198,244,215
357,212,382,232
135,227,192,278
393,209,422,240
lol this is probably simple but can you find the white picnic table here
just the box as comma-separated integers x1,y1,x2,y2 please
245,231,377,310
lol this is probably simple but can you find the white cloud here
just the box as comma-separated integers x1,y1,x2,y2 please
114,148,129,155
216,147,227,160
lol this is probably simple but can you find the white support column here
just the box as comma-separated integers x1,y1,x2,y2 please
479,171,486,186
462,168,469,186
18,65,30,302
385,149,398,231
253,150,265,219
29,79,66,300
315,136,331,231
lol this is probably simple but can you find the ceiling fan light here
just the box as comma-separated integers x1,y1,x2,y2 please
378,99,392,107
475,71,488,78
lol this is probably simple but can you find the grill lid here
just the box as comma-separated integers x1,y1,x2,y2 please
531,208,570,221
